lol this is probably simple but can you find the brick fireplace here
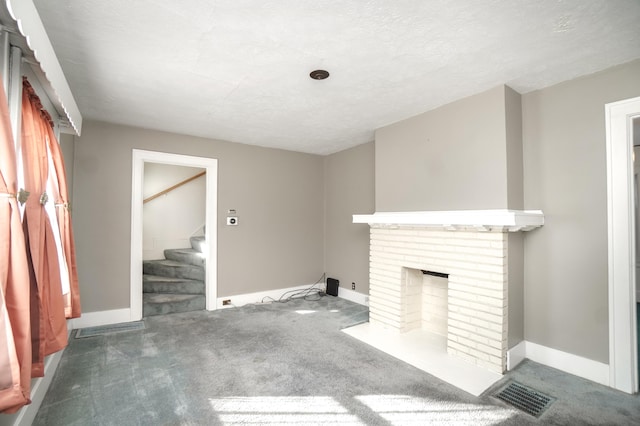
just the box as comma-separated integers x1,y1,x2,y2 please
352,210,544,376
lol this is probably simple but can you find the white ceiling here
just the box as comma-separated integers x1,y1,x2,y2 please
33,0,640,155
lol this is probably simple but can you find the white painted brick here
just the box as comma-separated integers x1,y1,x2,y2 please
368,226,510,372
370,312,401,329
451,321,507,341
470,341,503,358
448,277,504,291
448,312,495,332
450,269,499,282
466,348,492,362
448,288,504,304
449,299,506,319
448,284,505,301
448,340,473,356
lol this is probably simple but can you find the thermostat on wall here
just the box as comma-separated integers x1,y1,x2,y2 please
226,216,238,226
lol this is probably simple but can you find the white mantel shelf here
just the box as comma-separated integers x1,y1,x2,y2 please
352,209,544,232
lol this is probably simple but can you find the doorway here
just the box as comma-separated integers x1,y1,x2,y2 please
606,96,640,394
130,149,218,321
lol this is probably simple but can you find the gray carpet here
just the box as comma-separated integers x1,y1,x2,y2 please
33,296,640,425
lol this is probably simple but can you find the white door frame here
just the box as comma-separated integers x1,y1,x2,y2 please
606,96,640,394
130,149,218,320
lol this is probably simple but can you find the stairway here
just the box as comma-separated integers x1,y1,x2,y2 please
143,236,206,316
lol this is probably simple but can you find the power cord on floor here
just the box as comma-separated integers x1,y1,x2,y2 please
260,273,326,304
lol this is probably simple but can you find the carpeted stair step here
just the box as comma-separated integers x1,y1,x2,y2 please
143,259,204,281
190,236,206,253
143,293,205,317
143,274,205,295
164,248,205,267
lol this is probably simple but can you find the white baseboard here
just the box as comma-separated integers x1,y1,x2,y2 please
507,340,610,387
215,284,371,309
337,287,369,306
68,308,132,329
506,340,527,371
0,346,65,426
215,283,325,309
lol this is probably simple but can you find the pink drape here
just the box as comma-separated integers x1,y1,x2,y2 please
0,77,32,413
21,80,68,377
44,120,81,319
0,76,82,414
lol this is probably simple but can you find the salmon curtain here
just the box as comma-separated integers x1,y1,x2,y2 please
44,117,81,319
0,76,82,414
0,78,32,412
20,79,71,379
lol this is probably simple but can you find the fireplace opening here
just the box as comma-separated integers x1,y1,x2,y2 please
403,267,448,338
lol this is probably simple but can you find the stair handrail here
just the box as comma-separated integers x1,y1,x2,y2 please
143,171,206,204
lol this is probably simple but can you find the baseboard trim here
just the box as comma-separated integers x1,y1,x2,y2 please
68,308,132,329
507,340,610,387
215,283,325,309
2,346,65,426
506,340,526,371
337,287,369,306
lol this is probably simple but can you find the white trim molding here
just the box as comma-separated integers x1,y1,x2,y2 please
605,96,640,394
214,283,370,309
337,287,369,306
506,341,527,371
511,341,610,387
353,209,544,232
131,150,218,321
68,308,132,330
215,283,326,309
5,351,64,426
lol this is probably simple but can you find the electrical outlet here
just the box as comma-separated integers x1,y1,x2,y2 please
352,282,355,290
222,299,231,306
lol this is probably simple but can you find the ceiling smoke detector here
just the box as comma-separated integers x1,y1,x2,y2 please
309,69,330,80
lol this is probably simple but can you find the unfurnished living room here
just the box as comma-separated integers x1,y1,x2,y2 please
1,1,640,425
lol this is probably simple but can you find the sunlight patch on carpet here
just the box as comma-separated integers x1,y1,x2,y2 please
356,394,516,425
209,396,362,425
208,395,516,425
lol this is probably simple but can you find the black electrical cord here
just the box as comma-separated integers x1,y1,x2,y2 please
261,273,327,304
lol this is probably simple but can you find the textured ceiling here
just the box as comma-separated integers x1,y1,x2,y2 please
33,0,640,155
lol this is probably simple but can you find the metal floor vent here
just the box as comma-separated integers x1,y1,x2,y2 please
494,381,555,418
75,321,145,338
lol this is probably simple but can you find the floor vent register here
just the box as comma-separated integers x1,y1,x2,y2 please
75,321,145,338
493,381,555,418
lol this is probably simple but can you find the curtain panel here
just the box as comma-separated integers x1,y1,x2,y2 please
0,78,31,413
0,77,82,414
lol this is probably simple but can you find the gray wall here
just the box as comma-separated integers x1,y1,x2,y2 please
505,87,525,346
73,121,324,312
375,85,511,211
505,86,524,210
324,142,375,295
69,59,640,366
142,163,206,260
522,59,640,363
374,84,526,347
